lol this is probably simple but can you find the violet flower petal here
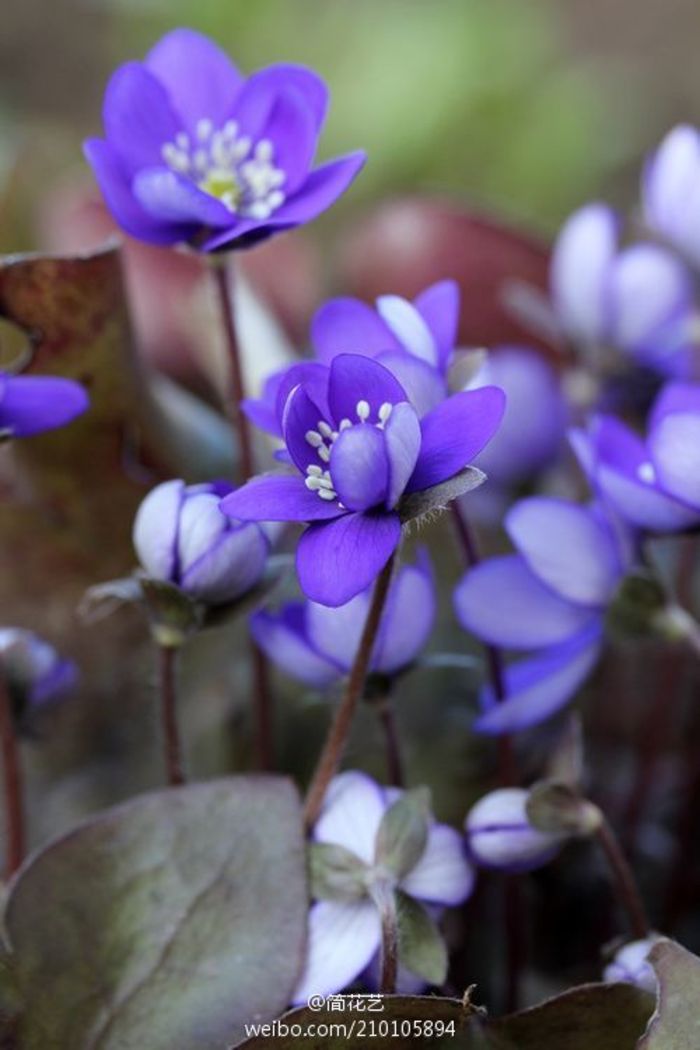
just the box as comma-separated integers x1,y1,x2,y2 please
610,244,692,355
132,479,185,582
232,64,328,140
102,62,180,177
306,592,370,674
413,279,460,371
250,604,340,688
649,412,700,509
407,386,506,493
372,554,435,674
383,402,422,509
376,350,447,418
314,770,387,862
312,298,401,365
220,474,344,522
327,354,407,426
260,87,318,195
133,168,234,226
0,375,89,438
329,424,390,512
282,385,332,474
454,554,598,650
296,511,401,607
375,296,437,365
551,203,617,345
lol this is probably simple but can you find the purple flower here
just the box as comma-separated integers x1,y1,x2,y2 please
0,628,77,711
250,551,435,687
551,203,696,376
292,771,474,1003
643,125,700,270
0,372,88,439
84,28,365,251
469,347,568,485
465,788,565,872
454,498,631,733
603,937,660,994
133,479,268,604
242,280,460,434
222,353,505,606
571,381,700,533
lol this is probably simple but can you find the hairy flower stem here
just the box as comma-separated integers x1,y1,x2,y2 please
158,645,185,787
304,553,397,830
373,881,399,995
597,818,650,940
0,675,24,878
378,694,404,788
210,254,275,770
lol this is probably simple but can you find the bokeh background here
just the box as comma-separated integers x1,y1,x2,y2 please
1,0,699,1009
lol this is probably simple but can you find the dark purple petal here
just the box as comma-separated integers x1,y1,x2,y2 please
407,386,506,493
263,152,366,225
296,512,401,606
650,380,700,429
454,555,598,650
220,474,344,522
311,298,400,365
474,623,603,735
506,498,623,607
413,280,460,370
233,64,328,141
0,375,89,438
375,296,437,365
327,354,408,427
145,28,244,135
251,604,340,687
329,425,389,512
132,168,234,227
83,139,187,245
282,385,332,474
275,362,331,431
383,402,421,508
550,203,617,345
102,62,180,177
261,88,318,195
376,351,447,418
373,554,435,673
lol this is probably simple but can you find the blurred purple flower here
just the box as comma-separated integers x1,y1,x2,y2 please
84,28,365,251
603,937,660,994
469,347,568,485
0,628,77,711
251,551,435,687
0,372,88,439
465,787,565,872
571,381,700,533
222,353,504,606
133,479,268,605
551,203,696,376
293,771,474,1003
242,280,460,434
643,125,700,270
454,498,632,733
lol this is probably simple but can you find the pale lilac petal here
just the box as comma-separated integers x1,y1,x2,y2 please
220,474,344,522
506,498,622,607
383,403,421,508
375,296,437,365
145,28,244,133
376,351,447,417
649,412,700,509
83,139,186,245
466,788,563,872
650,381,700,429
413,280,460,369
401,825,474,906
181,521,268,603
314,771,387,862
133,168,233,227
296,512,401,607
250,605,340,688
306,592,370,673
327,354,407,427
132,479,184,581
330,425,390,512
454,555,598,649
373,554,435,673
643,125,700,267
292,900,382,1004
611,245,692,353
474,624,603,735
551,203,617,344
407,387,506,492
102,63,180,176
312,298,400,364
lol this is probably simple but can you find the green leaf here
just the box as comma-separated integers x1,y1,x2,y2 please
4,777,307,1050
638,939,700,1048
309,842,368,903
234,982,653,1049
375,788,430,880
399,467,486,524
396,892,448,986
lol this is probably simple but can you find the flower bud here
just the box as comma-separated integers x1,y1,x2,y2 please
133,479,268,605
603,937,660,994
0,628,77,712
465,787,565,872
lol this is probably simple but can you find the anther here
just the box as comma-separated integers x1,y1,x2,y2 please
378,402,393,424
318,421,334,438
305,430,323,447
356,400,371,421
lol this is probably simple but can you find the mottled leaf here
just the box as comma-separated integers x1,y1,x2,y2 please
638,939,700,1049
4,777,307,1050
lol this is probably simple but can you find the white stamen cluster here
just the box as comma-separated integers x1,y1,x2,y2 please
303,401,394,501
161,118,286,220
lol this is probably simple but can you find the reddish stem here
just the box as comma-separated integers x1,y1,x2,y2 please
158,645,185,787
0,675,24,877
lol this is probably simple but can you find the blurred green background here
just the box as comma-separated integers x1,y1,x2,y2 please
2,0,699,248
